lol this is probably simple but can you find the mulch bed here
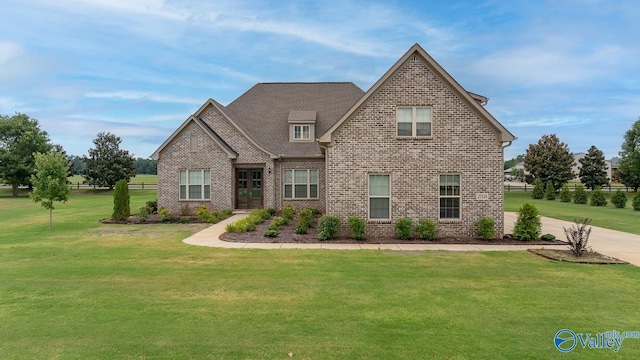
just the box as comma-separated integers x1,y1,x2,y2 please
220,219,567,245
528,249,628,265
101,215,212,224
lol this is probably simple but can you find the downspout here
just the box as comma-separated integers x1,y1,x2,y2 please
319,143,329,213
502,141,513,149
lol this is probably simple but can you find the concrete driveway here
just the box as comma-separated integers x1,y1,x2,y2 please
505,212,640,266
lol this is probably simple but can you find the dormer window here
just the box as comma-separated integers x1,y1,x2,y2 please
288,110,316,142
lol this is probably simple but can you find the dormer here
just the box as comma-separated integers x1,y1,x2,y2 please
288,110,316,142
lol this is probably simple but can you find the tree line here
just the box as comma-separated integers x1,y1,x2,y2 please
505,117,640,192
0,113,154,197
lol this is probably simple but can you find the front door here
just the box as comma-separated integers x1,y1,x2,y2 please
236,168,263,209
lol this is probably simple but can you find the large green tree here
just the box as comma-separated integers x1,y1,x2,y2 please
523,134,574,191
83,132,136,189
0,113,53,196
618,118,640,191
31,151,71,228
579,145,609,190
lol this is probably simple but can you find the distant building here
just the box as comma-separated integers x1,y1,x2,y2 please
572,153,611,182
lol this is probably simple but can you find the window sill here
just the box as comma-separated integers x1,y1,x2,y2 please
179,199,211,202
395,136,433,140
368,219,392,224
283,198,320,201
438,218,461,224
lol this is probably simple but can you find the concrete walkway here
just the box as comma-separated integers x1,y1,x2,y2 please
183,212,640,266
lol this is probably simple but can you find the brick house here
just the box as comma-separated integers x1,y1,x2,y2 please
151,44,516,237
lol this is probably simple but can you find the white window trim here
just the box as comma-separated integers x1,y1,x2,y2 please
179,169,211,201
438,173,461,221
289,124,315,142
396,106,433,138
283,169,319,200
368,173,391,222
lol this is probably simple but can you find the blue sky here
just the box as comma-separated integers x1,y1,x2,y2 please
1,0,638,161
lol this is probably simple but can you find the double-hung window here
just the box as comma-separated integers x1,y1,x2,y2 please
179,170,211,200
397,106,432,137
293,125,311,141
369,174,390,220
439,174,460,219
284,169,318,199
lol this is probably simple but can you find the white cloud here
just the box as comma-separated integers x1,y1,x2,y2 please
84,91,201,105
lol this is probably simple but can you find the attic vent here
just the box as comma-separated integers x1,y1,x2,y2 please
412,55,416,61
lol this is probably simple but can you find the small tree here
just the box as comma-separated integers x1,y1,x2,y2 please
513,203,541,241
611,189,628,209
564,218,592,257
590,186,607,206
559,183,572,202
544,182,556,200
531,178,544,199
579,146,609,190
523,134,574,190
30,151,70,228
112,179,130,221
617,118,640,192
574,184,588,204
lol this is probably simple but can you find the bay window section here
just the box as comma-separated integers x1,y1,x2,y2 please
369,174,390,220
179,170,211,200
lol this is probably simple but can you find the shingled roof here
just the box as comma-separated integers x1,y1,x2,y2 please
224,82,365,157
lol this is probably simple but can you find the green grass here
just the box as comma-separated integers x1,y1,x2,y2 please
1,189,640,358
68,174,157,185
505,191,640,235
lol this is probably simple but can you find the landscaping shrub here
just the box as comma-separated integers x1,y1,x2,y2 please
248,209,270,224
590,186,607,206
415,219,437,240
179,203,191,216
138,206,149,223
531,178,544,199
563,218,592,257
318,215,341,240
272,216,287,227
634,193,640,211
347,216,366,240
268,222,279,231
145,199,158,214
180,216,189,224
281,204,295,222
474,217,495,239
221,209,234,217
294,224,308,234
544,182,556,200
266,208,276,216
611,189,627,209
513,203,541,241
112,179,130,221
196,205,215,223
264,229,280,237
540,233,556,241
559,183,572,202
573,184,588,204
298,208,316,229
158,206,171,222
395,217,413,240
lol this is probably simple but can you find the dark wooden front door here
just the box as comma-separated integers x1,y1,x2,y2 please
236,168,263,209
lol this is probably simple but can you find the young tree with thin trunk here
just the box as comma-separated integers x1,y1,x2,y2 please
618,118,640,191
31,151,71,228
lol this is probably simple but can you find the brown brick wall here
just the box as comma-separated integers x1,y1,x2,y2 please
326,55,505,238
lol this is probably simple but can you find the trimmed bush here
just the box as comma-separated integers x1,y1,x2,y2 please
179,216,189,224
281,204,295,222
634,193,640,211
513,203,541,241
264,229,280,237
158,206,171,222
544,182,556,200
266,208,276,216
179,203,191,216
540,233,556,241
298,208,316,229
415,219,437,240
294,225,308,234
395,217,413,240
474,217,495,239
611,189,627,209
138,206,149,223
590,186,607,206
347,216,366,240
272,216,287,227
221,209,233,217
559,183,572,202
318,215,341,240
112,179,130,221
574,184,588,204
531,178,544,199
196,205,215,223
145,199,158,214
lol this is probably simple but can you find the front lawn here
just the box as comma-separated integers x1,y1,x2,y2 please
1,189,640,358
505,191,640,235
